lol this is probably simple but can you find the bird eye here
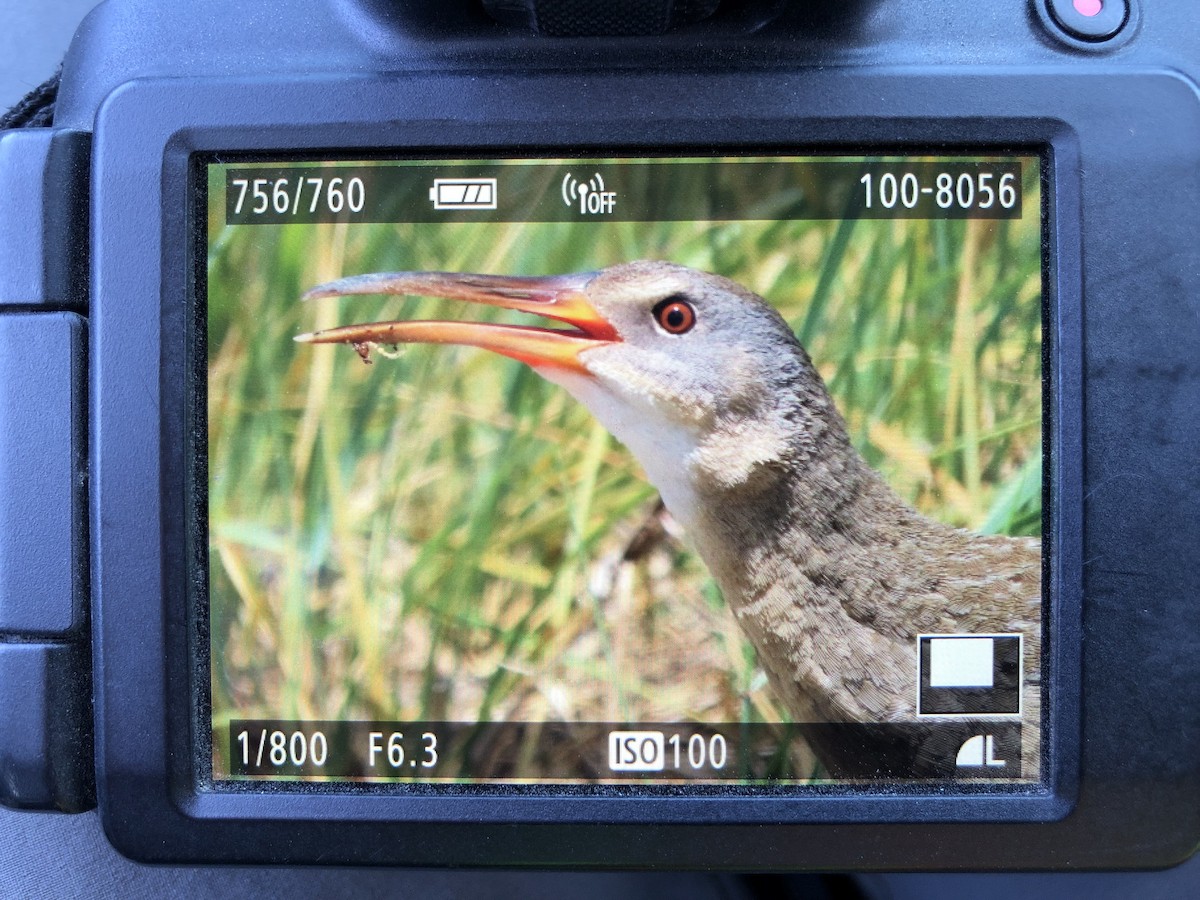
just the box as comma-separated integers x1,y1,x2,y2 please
652,296,696,335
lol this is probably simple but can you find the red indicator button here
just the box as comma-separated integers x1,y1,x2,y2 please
1046,0,1129,42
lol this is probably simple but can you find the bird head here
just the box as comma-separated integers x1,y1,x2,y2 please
297,261,840,528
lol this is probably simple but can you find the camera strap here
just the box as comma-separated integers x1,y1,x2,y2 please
0,69,61,130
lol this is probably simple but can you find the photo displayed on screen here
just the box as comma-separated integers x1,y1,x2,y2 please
202,154,1044,785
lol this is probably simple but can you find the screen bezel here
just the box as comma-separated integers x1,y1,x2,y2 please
175,135,1076,827
193,149,1051,795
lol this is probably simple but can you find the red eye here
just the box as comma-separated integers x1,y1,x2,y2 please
653,297,696,334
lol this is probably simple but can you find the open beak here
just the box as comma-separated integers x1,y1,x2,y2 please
294,271,619,373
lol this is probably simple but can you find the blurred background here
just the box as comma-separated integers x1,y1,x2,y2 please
206,158,1042,778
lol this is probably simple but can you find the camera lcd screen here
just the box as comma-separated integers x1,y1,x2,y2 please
201,154,1045,786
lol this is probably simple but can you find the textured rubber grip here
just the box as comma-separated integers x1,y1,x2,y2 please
482,0,721,35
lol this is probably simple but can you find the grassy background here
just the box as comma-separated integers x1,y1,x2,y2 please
207,160,1042,778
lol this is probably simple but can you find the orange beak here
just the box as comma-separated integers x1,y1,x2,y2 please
294,271,618,373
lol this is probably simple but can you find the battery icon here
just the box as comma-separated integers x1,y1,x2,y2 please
429,178,498,210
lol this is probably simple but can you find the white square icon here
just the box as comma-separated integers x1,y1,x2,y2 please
928,637,994,688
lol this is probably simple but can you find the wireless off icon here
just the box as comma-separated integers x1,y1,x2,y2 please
562,172,617,215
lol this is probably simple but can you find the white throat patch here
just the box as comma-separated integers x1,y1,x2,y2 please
535,366,704,532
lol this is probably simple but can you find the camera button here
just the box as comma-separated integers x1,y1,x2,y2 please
0,313,86,637
1045,0,1130,42
0,642,92,811
0,130,89,311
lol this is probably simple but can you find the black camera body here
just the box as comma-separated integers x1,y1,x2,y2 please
1,0,1198,869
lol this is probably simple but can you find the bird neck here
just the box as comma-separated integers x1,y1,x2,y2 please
679,403,936,722
683,405,914,593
